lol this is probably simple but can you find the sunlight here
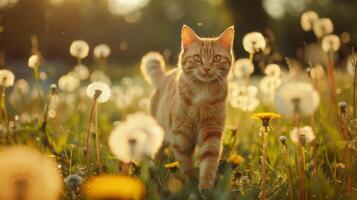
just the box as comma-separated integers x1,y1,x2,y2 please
107,0,149,16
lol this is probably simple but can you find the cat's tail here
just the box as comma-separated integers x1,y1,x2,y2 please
140,52,166,88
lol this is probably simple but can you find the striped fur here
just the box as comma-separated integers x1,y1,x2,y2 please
141,25,234,190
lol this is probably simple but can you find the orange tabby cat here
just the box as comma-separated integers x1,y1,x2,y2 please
141,25,234,190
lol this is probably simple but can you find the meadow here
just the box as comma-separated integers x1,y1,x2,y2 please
0,9,356,200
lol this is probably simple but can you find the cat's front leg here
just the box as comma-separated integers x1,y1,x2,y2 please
197,119,223,191
170,120,196,180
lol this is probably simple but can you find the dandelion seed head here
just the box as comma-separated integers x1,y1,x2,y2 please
242,32,266,53
264,64,281,77
300,11,319,31
28,54,41,68
86,82,111,103
14,79,29,95
64,174,84,190
0,146,62,200
58,74,80,92
290,126,315,145
279,135,287,145
275,81,320,118
322,34,340,52
0,69,15,87
346,54,357,76
72,64,89,80
90,70,111,85
108,112,164,163
93,44,111,59
233,58,254,78
70,40,89,59
313,18,334,38
309,64,325,80
259,76,282,94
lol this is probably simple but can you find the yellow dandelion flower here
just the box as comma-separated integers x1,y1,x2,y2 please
83,175,145,200
164,161,180,169
229,154,245,166
252,112,281,127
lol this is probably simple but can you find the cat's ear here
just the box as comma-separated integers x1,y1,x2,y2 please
218,26,235,49
181,24,199,49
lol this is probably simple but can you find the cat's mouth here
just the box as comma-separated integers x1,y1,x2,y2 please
195,72,219,82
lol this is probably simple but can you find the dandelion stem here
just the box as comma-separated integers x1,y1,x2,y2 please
326,50,337,107
0,86,10,142
85,91,100,174
95,100,103,174
339,111,352,193
40,90,57,156
33,66,44,114
260,127,268,200
283,145,294,200
310,116,319,178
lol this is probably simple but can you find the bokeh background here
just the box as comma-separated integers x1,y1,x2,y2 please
0,0,356,76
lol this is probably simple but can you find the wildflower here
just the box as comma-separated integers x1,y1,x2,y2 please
164,161,180,169
301,11,319,31
322,34,340,52
313,18,334,38
233,58,254,78
83,175,145,200
72,64,89,80
90,70,111,85
86,82,111,103
252,112,281,127
93,44,111,58
108,112,164,163
58,74,80,92
290,126,315,145
228,153,245,166
164,161,180,173
242,32,266,53
70,40,89,59
275,81,320,118
264,64,281,78
28,54,41,68
0,146,62,200
279,135,287,146
0,69,15,87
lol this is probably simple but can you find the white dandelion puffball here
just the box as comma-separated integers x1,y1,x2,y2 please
264,64,281,77
58,74,80,92
322,34,340,52
108,112,164,163
242,32,266,53
28,54,41,68
90,70,111,85
290,126,315,144
93,44,111,58
300,11,319,31
0,69,15,87
0,146,62,200
70,40,90,59
229,85,260,112
275,81,320,118
73,64,90,80
233,58,254,78
86,82,111,103
259,76,282,94
309,64,325,80
347,54,357,76
313,18,334,38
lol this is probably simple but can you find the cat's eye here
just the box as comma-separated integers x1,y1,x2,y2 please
193,54,202,62
213,55,222,63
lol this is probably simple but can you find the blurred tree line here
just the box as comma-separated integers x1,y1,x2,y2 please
0,0,356,71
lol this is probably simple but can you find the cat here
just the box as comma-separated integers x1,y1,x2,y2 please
141,25,234,191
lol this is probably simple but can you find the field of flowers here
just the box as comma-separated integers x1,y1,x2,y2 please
0,10,356,200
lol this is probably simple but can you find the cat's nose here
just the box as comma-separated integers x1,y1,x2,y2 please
203,68,210,73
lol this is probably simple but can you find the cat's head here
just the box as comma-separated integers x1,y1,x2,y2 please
179,25,234,82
